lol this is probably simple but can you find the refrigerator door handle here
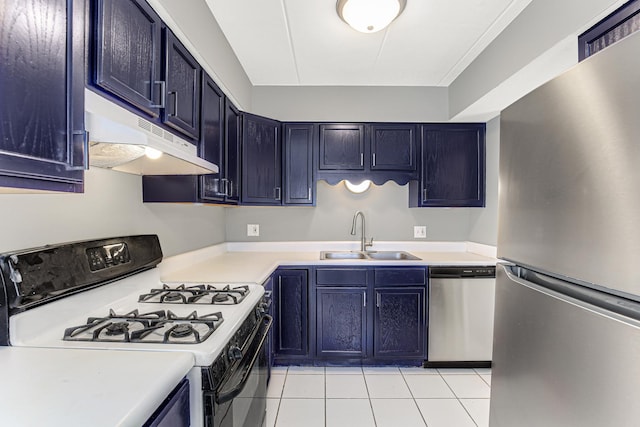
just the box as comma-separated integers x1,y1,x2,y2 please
500,264,640,323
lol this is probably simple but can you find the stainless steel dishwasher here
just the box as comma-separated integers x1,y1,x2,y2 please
426,266,496,368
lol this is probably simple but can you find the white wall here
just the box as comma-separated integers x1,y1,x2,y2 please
468,116,499,245
449,0,627,118
0,168,226,256
150,0,253,110
252,86,449,122
225,181,474,243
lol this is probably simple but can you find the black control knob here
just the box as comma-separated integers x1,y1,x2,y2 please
228,346,243,361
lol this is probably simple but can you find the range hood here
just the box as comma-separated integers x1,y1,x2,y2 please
85,89,218,175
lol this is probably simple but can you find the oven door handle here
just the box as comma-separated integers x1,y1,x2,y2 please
216,315,273,404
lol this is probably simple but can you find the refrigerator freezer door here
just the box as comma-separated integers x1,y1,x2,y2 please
491,264,640,427
498,31,640,300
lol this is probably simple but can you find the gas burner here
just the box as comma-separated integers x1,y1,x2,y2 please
63,309,224,344
138,283,251,305
105,322,130,336
213,294,230,303
168,324,195,339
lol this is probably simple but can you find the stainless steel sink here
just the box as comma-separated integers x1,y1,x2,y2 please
320,251,368,260
365,251,421,260
320,250,420,260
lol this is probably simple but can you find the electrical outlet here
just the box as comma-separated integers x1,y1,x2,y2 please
414,226,427,238
247,224,260,237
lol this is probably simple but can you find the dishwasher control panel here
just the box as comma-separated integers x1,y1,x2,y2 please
429,266,496,278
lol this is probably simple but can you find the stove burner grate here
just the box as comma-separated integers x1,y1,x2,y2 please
138,283,250,305
63,309,223,344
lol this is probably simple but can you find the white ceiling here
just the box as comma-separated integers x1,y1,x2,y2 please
206,0,532,87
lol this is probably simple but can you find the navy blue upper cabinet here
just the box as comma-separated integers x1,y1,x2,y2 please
283,123,314,205
273,269,309,359
201,98,240,203
578,0,640,60
316,123,418,185
222,99,241,204
93,0,162,117
198,73,226,203
319,124,365,170
0,0,85,193
370,124,417,171
162,29,200,140
410,123,485,207
242,114,282,205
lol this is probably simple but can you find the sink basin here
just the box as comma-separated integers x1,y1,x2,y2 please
320,251,368,260
320,250,420,260
365,251,421,260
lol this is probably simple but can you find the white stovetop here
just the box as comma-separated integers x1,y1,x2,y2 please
9,268,264,366
0,346,193,427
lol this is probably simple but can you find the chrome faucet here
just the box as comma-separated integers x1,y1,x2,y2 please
350,210,373,252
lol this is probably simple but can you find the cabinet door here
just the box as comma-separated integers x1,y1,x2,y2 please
283,123,314,205
274,270,308,357
374,287,425,359
317,288,367,358
416,124,485,207
94,0,162,117
242,114,281,205
224,100,241,204
162,29,200,140
199,72,225,202
370,124,417,171
319,124,365,170
0,0,85,193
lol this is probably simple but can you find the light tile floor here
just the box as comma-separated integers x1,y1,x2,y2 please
265,366,491,427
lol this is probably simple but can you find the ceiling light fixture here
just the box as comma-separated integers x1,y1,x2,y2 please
336,0,407,34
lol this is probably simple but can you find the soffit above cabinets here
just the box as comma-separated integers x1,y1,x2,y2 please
205,0,532,87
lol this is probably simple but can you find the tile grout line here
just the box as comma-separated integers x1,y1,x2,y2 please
362,369,379,427
441,371,486,427
272,368,287,427
400,369,429,427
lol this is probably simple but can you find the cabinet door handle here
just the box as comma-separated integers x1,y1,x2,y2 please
376,293,381,308
360,153,364,166
308,188,312,201
227,180,233,198
422,188,428,202
274,187,281,201
220,178,228,196
150,81,166,108
363,291,366,307
372,153,376,167
168,91,178,117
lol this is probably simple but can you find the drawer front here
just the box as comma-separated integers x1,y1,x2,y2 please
316,268,368,286
374,268,426,286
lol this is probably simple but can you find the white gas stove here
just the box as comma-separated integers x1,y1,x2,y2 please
0,235,271,427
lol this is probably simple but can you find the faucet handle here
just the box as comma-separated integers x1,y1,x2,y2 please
365,237,374,250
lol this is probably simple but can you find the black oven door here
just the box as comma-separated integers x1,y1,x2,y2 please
210,315,272,427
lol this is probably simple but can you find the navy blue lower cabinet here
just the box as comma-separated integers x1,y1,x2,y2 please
273,269,309,361
313,266,427,364
316,287,367,359
374,287,425,359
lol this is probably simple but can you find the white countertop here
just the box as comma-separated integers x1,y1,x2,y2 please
160,241,497,284
0,347,193,426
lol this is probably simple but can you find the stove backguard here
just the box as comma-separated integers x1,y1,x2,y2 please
0,235,163,345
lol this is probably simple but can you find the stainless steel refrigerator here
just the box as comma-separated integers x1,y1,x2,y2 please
492,30,640,427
